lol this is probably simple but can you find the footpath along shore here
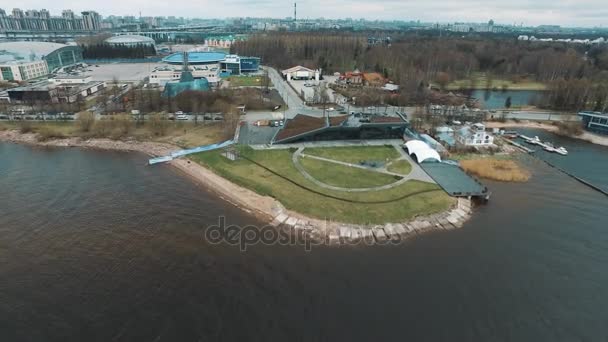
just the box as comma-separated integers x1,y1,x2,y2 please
1,129,473,246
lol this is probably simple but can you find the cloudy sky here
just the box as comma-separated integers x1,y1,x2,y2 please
6,0,607,27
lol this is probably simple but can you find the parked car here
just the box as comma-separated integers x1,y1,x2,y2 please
327,107,335,111
272,105,282,111
176,114,188,120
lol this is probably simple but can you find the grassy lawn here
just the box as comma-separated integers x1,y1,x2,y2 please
189,147,454,224
446,73,547,91
299,156,401,188
227,75,271,87
387,160,412,175
303,145,400,164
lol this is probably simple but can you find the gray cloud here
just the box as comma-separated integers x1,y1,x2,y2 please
6,0,607,27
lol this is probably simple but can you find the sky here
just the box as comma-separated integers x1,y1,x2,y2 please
5,0,608,28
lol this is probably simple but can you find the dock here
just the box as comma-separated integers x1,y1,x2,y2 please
504,137,535,153
420,162,490,200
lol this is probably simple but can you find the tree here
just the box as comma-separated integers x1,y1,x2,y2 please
436,72,450,91
505,96,512,109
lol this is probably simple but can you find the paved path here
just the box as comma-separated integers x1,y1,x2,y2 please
291,145,435,192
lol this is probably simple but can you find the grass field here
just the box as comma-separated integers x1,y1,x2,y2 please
299,157,400,188
446,73,547,91
227,75,271,87
387,160,412,175
190,147,454,224
303,145,400,164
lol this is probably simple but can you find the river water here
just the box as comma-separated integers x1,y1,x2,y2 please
472,90,543,109
1,138,608,341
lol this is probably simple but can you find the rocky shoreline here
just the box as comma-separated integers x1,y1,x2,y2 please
1,129,473,246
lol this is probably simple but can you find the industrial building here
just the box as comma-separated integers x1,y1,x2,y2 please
105,35,156,48
0,60,48,81
6,78,105,103
0,41,83,73
149,51,260,86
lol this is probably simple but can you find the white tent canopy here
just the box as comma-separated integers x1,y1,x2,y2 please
404,140,442,163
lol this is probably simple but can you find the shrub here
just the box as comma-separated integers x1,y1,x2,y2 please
37,127,66,141
76,112,96,132
19,121,33,133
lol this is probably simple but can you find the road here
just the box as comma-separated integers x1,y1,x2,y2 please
264,66,406,119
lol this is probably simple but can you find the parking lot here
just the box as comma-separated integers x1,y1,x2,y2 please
83,63,162,82
287,75,341,104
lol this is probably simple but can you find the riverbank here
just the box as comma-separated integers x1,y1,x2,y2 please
0,129,472,246
485,121,608,147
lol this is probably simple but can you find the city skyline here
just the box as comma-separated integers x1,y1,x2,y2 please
1,0,607,28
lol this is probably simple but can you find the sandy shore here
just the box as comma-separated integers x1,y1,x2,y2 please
1,129,472,245
485,121,608,147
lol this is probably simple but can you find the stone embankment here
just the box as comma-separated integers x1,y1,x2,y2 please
270,198,473,246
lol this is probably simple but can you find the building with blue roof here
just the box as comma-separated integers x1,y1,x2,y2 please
150,51,260,87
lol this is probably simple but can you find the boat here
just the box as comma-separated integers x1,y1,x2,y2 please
556,147,568,156
543,142,556,152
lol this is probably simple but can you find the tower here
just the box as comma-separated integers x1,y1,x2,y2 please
294,2,297,23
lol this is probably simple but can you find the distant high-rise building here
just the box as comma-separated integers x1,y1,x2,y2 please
81,11,101,30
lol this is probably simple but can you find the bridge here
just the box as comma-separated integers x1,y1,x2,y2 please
148,140,234,165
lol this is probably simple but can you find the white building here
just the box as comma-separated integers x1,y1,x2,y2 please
282,65,320,81
456,123,495,146
149,65,221,86
105,35,156,48
0,60,48,81
49,75,92,85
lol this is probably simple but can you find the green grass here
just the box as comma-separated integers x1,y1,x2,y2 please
303,145,400,164
227,75,271,87
189,147,454,224
299,157,400,188
446,73,547,91
387,160,412,175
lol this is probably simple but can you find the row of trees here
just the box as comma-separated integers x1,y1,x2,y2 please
81,43,157,59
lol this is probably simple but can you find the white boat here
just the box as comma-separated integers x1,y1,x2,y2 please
556,147,568,156
543,142,556,152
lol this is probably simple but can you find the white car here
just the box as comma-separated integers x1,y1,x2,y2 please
176,114,189,120
327,107,335,111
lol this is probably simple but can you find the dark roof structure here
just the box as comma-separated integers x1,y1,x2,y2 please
272,113,409,144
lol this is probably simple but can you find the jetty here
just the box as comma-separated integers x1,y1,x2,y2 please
504,138,535,153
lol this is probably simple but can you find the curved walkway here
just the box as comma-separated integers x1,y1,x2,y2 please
293,147,412,192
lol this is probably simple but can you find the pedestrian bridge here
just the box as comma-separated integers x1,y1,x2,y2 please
148,140,234,165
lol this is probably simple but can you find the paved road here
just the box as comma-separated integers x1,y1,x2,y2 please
265,66,405,119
